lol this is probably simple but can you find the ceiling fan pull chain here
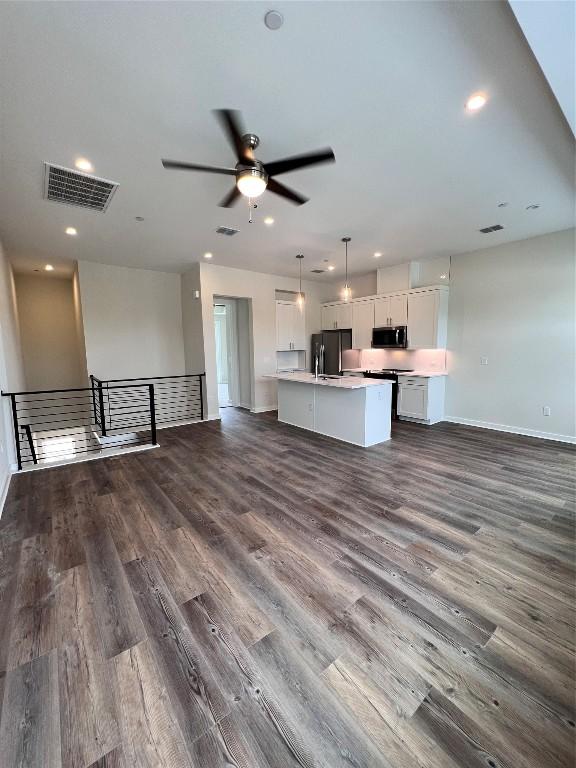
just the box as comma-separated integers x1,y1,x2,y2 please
248,197,253,223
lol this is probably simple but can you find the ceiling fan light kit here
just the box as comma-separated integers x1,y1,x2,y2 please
162,109,335,209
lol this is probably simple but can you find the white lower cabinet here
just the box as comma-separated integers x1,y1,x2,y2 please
397,375,445,424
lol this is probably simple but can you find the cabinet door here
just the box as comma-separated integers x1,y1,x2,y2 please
352,301,375,349
407,292,438,349
336,303,353,330
374,297,390,327
321,305,338,330
276,302,294,350
389,295,408,326
397,384,428,419
292,304,306,350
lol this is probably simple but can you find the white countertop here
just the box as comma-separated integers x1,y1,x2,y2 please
266,372,393,389
342,368,447,378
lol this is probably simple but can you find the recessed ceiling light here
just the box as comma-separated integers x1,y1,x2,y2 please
75,157,93,172
65,227,77,236
374,252,382,258
264,10,283,30
328,265,335,271
135,216,145,222
466,92,487,112
45,264,54,271
526,204,540,210
440,274,447,280
264,217,274,226
203,252,213,259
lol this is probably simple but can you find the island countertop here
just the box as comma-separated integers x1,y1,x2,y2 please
265,372,393,390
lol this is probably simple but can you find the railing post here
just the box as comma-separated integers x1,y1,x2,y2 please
90,375,98,427
23,424,37,465
148,384,157,445
199,374,204,420
10,394,22,471
98,383,107,436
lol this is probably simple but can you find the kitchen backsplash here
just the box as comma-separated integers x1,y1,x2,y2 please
342,347,447,371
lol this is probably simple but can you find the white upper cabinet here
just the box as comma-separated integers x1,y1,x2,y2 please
321,305,338,330
322,303,353,331
276,301,306,351
374,295,408,327
352,301,375,349
389,295,408,325
407,289,448,349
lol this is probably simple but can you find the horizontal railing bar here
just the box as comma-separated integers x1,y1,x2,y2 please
2,383,155,397
91,372,205,383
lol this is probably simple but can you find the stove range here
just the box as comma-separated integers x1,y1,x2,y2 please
362,369,415,418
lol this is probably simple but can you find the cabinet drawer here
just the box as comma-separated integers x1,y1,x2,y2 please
397,376,427,387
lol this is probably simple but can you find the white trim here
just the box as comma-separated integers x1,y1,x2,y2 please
16,442,158,473
251,405,278,413
445,416,576,444
0,469,11,519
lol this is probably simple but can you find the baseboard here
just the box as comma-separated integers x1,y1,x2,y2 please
444,416,576,444
0,469,11,519
250,405,278,414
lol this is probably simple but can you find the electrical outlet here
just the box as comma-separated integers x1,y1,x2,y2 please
543,406,551,416
480,357,488,366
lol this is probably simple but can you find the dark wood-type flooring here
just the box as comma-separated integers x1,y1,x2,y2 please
0,408,574,767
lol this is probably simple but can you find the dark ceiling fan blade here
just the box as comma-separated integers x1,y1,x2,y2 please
214,109,250,162
162,159,236,175
218,186,242,208
267,178,309,205
264,147,335,177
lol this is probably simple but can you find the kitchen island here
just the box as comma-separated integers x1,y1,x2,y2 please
265,372,393,447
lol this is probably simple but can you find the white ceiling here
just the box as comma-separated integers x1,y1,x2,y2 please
0,1,574,281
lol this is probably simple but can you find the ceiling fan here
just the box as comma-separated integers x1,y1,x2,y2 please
162,109,335,207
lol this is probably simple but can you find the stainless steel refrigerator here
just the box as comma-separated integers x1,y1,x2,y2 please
310,330,352,376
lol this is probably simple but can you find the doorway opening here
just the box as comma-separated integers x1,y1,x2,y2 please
213,297,254,411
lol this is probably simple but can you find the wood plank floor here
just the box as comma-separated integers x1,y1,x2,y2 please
0,407,574,767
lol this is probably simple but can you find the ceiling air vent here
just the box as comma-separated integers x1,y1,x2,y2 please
43,163,119,212
310,269,324,274
479,224,504,234
215,226,240,236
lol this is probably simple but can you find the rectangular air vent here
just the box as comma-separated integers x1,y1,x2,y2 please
479,224,504,233
43,163,118,212
216,226,239,236
310,269,325,274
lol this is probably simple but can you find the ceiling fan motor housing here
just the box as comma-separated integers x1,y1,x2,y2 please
242,133,260,151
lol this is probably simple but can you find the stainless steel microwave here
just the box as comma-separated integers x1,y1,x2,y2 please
372,325,408,349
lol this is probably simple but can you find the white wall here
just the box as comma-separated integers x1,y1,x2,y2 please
0,241,25,509
78,261,185,380
190,263,324,419
446,229,575,442
321,272,378,302
15,273,88,390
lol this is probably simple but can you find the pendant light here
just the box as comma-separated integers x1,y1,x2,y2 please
296,254,304,309
341,236,351,302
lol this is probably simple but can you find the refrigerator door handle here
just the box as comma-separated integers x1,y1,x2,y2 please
320,344,325,374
